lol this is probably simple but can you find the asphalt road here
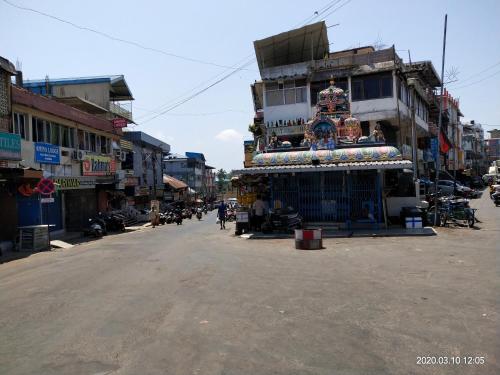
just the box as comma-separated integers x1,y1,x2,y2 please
0,195,498,375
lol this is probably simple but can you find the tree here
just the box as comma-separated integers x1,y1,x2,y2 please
216,169,227,193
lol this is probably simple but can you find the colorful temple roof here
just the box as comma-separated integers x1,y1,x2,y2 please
252,146,402,166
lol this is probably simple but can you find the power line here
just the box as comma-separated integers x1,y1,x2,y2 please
1,0,257,72
447,60,500,86
136,0,354,124
451,69,500,90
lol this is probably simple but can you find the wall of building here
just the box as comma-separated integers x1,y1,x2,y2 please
52,82,111,109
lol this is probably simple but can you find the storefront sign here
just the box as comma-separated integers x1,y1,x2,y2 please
52,176,96,190
112,118,128,128
40,197,55,203
0,132,21,161
34,143,60,164
82,155,116,176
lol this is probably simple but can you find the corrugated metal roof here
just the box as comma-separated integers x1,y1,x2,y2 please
235,160,413,175
163,175,188,190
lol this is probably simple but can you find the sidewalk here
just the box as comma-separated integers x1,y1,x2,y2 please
243,227,436,239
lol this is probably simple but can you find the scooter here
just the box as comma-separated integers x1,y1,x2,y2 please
83,218,104,237
261,207,303,233
196,208,203,220
175,210,183,225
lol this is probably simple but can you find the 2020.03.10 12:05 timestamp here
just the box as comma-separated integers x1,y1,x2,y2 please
417,356,486,366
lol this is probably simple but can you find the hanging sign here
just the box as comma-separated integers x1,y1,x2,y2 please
37,178,55,196
34,143,60,164
112,118,128,128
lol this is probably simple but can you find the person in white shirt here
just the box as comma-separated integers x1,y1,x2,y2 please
252,195,266,231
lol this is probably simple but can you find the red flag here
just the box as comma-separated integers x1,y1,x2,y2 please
439,131,451,153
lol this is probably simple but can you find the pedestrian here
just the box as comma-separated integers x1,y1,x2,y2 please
217,200,227,230
252,195,266,231
150,207,159,228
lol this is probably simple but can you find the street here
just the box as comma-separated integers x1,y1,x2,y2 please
0,193,499,375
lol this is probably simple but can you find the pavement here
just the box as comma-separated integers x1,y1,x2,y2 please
0,196,498,375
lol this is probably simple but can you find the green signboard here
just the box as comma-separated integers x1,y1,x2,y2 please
0,132,21,161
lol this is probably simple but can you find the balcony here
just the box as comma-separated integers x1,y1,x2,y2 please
314,48,400,71
266,124,306,137
109,101,133,121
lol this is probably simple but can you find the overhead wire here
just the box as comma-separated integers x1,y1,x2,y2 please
450,69,500,90
446,60,500,86
136,0,353,124
1,0,257,72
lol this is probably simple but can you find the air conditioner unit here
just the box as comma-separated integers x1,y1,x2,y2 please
119,151,127,161
76,150,86,161
71,150,79,160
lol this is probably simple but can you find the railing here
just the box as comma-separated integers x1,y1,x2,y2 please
315,48,399,71
109,102,133,121
266,124,306,136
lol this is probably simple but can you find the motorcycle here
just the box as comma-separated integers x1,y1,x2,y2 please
175,210,183,225
158,212,167,225
100,212,126,232
83,217,104,237
203,206,208,215
261,207,303,233
493,194,500,207
196,208,203,220
165,211,174,224
226,208,236,222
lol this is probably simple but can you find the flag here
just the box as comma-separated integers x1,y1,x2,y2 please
439,131,451,153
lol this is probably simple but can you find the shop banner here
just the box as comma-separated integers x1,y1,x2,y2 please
82,155,116,176
35,142,60,164
0,132,21,161
53,176,96,190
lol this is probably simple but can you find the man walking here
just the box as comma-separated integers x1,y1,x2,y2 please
217,200,227,230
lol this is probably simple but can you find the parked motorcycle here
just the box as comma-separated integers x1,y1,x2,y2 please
83,218,104,237
98,212,125,232
492,194,500,207
158,212,167,225
261,207,303,233
196,208,203,220
175,210,183,225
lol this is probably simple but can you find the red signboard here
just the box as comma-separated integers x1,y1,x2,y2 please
37,178,55,195
112,118,128,128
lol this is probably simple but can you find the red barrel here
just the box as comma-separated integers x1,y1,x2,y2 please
294,229,322,250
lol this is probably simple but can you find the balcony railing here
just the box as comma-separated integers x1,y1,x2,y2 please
109,102,133,121
266,124,306,136
315,48,400,71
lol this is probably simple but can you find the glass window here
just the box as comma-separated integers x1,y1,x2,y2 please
78,130,85,150
284,80,295,89
51,123,60,145
284,88,296,104
266,90,284,106
352,80,363,100
295,87,307,103
89,133,96,152
13,113,28,140
32,117,46,142
100,136,107,154
266,82,279,91
352,74,393,101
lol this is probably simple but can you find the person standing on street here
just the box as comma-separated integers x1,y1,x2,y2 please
218,200,227,230
252,195,266,231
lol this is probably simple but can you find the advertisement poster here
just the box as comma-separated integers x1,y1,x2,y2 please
82,155,116,176
0,132,21,160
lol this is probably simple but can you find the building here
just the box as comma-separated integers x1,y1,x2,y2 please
22,75,134,126
163,152,214,199
486,129,500,163
462,120,488,176
121,131,170,208
250,22,441,180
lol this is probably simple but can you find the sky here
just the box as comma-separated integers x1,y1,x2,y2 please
1,0,499,171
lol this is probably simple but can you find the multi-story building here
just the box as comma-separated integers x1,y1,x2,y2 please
121,131,170,209
162,152,217,200
250,22,441,179
486,129,500,164
462,120,487,176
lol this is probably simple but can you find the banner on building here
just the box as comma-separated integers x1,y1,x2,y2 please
430,138,439,162
0,132,21,161
112,118,128,128
82,155,116,176
34,142,60,164
53,176,96,190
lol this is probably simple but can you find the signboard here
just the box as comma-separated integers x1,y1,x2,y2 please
112,118,128,128
52,176,96,190
0,132,21,161
37,178,55,196
40,197,55,203
430,138,439,162
34,142,60,164
82,155,116,176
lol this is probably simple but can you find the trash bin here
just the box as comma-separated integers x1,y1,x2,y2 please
294,229,322,250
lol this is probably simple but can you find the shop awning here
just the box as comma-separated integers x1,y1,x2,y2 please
235,160,413,175
163,174,188,190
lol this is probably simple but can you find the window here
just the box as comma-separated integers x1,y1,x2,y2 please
32,117,48,143
51,123,60,145
265,79,307,107
78,130,85,150
13,112,29,140
351,73,393,101
100,136,108,154
61,126,75,148
89,133,96,152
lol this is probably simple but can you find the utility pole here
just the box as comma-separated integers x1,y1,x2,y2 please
435,14,448,226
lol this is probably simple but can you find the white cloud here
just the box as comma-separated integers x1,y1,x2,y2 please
215,129,244,142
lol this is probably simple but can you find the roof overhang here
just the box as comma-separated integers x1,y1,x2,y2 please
235,160,413,175
254,21,329,72
53,96,108,114
110,75,134,101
